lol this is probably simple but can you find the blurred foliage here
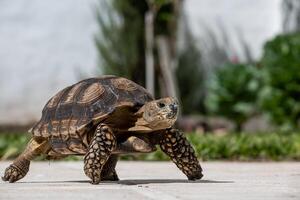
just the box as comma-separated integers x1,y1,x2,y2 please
199,22,254,78
176,21,206,114
204,33,300,131
0,133,80,161
123,132,300,161
0,133,30,160
95,0,177,87
176,44,205,114
188,132,300,161
205,64,263,131
177,21,254,115
95,1,208,115
95,0,148,85
1,132,300,161
260,33,300,131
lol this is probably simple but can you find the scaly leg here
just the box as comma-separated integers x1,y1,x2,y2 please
101,155,119,181
159,128,203,180
2,137,50,183
84,124,116,184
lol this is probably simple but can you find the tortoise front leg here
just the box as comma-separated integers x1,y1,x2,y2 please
84,124,116,184
159,128,203,180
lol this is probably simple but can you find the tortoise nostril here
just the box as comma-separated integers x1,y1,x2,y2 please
169,104,178,113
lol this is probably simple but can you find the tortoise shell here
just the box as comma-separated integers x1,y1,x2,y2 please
29,76,153,155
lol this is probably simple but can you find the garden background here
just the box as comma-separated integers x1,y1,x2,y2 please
1,0,300,161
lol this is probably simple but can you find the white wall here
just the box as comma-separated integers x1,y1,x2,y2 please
0,0,283,124
0,0,99,124
185,0,282,59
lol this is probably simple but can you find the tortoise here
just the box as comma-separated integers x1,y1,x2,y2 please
2,76,203,184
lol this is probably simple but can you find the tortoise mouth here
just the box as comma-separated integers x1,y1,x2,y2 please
167,112,177,119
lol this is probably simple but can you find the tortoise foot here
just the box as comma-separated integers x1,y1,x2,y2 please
2,165,26,183
102,170,119,181
188,171,203,181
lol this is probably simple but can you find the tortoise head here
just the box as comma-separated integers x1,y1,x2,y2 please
129,97,179,132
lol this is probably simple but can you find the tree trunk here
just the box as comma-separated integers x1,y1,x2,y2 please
156,36,178,98
145,7,155,96
282,0,300,33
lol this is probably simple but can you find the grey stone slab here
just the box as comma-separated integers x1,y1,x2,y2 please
0,161,299,200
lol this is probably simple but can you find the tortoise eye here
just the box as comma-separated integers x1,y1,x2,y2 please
158,102,165,108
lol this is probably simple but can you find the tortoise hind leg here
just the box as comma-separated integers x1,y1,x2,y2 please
2,137,50,183
101,155,119,181
84,124,116,184
159,128,203,180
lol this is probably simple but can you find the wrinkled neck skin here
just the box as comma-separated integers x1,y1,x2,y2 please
128,105,176,132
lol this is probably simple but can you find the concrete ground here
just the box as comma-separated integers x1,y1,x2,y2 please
0,161,299,200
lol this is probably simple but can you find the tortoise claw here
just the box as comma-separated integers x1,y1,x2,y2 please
2,165,25,183
188,171,203,181
91,177,101,185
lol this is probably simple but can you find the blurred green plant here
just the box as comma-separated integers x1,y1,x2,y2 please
95,0,179,86
176,44,205,114
205,64,263,131
176,19,206,114
260,33,300,131
95,0,148,85
1,132,300,161
95,1,208,115
0,133,78,161
0,133,30,160
188,132,300,161
122,132,300,161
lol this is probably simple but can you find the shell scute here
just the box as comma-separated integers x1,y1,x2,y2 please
111,77,138,91
78,82,105,104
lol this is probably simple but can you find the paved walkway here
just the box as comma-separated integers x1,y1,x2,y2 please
0,161,299,200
